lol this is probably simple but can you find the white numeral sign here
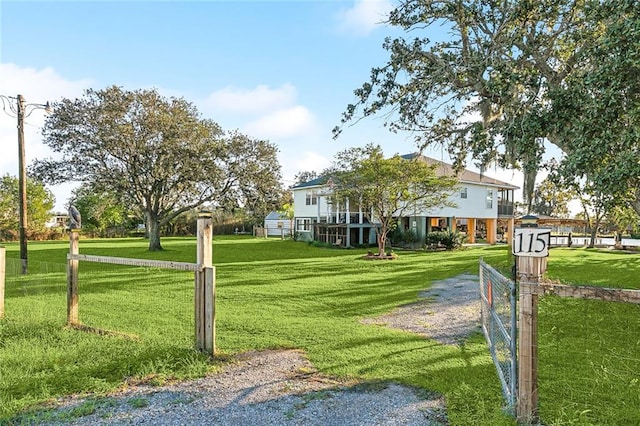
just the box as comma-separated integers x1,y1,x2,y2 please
513,228,550,257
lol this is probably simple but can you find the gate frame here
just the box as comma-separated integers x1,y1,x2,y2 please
479,259,517,411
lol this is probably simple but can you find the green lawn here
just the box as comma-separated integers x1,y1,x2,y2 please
0,238,638,425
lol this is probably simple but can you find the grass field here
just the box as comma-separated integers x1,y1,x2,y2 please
1,237,638,425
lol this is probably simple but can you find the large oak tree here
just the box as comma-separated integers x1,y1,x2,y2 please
549,1,640,217
335,0,640,215
34,86,282,250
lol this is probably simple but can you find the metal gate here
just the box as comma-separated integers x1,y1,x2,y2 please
479,259,517,412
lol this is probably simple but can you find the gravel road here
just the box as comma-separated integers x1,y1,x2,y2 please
38,273,481,425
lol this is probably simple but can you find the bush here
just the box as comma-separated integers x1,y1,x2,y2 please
389,228,419,245
425,230,466,250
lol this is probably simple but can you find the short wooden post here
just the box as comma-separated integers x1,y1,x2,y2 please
196,211,215,355
67,230,79,325
0,247,5,319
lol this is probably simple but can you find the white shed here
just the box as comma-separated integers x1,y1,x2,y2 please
264,211,293,237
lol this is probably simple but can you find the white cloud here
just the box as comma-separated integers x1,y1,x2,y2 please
243,105,317,140
335,0,394,36
0,63,92,210
204,83,297,115
295,151,331,174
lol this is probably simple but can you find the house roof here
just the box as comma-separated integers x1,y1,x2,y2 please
400,153,519,189
264,211,288,221
291,176,330,189
292,153,519,190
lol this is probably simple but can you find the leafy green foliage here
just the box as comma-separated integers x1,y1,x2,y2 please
0,174,55,239
548,0,640,216
426,230,466,250
327,144,457,256
390,227,418,246
34,86,283,250
336,0,640,213
530,178,575,218
71,183,134,235
293,170,318,186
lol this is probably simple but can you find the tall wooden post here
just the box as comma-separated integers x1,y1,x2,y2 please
0,247,5,319
67,230,79,325
196,211,215,355
514,218,549,424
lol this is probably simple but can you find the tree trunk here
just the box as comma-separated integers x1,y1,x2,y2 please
588,215,601,249
376,226,388,256
145,211,163,251
632,188,640,217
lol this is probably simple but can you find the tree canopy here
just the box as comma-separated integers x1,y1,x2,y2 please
327,144,457,256
335,0,640,215
34,86,283,250
293,171,318,186
530,178,574,218
70,184,133,235
0,174,55,240
549,1,640,215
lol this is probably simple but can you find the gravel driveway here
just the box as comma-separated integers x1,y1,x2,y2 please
37,273,480,425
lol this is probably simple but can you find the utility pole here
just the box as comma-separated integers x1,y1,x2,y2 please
0,93,51,274
17,94,28,275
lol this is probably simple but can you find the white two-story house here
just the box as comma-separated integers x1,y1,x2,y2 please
291,154,518,247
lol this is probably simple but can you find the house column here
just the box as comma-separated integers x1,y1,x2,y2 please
506,217,515,245
427,217,432,234
345,199,351,247
451,217,457,232
467,218,476,244
419,216,427,244
346,199,350,224
486,218,497,244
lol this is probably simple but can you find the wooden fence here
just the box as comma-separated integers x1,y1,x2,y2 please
516,256,640,424
66,213,216,355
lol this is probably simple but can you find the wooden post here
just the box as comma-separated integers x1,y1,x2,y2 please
196,211,215,355
516,255,546,424
0,247,5,319
67,230,79,325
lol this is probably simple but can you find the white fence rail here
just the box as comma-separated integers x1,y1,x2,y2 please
550,236,640,247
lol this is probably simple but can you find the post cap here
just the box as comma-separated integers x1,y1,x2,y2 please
197,209,212,219
519,214,539,228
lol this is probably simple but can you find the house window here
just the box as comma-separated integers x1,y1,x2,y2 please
297,218,311,231
460,187,468,199
486,189,494,209
305,192,317,206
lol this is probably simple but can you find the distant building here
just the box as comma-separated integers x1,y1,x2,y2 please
291,154,518,247
46,213,69,229
263,211,293,237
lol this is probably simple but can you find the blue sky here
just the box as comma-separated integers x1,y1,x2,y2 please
1,0,529,211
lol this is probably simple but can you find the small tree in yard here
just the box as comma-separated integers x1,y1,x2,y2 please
0,174,55,239
279,202,295,239
328,144,457,257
